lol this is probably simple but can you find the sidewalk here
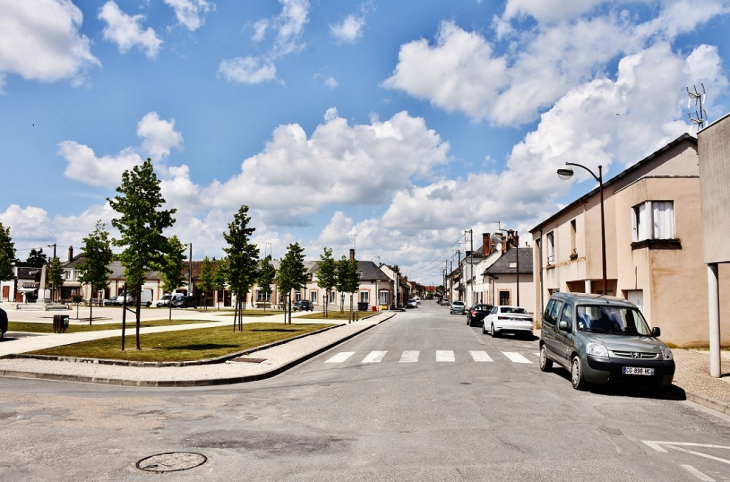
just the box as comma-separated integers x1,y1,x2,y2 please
0,306,394,387
0,305,728,417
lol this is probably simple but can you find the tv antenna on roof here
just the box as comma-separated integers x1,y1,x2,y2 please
687,83,708,132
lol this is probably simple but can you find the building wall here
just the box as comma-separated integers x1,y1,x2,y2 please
531,138,729,345
492,273,535,316
698,113,730,263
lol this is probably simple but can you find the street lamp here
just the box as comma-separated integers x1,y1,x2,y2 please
184,243,192,296
557,162,608,295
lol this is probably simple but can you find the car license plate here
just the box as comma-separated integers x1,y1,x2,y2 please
622,366,654,376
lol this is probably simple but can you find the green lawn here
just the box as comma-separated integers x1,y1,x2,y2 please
218,310,285,317
29,322,334,362
297,310,377,321
8,319,212,334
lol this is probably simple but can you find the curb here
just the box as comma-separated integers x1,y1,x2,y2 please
0,313,396,387
683,390,730,416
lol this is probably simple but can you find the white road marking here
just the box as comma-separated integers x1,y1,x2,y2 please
502,352,532,364
324,352,355,364
362,351,388,363
534,352,540,357
643,441,730,465
681,465,715,482
469,351,493,362
436,350,455,362
400,351,420,363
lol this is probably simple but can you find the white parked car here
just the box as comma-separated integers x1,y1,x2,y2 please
484,305,534,338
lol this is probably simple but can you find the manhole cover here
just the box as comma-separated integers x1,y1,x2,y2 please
136,452,207,472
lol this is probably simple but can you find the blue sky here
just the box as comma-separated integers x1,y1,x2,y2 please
1,0,729,286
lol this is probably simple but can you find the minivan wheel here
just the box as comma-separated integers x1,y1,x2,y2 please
571,356,586,390
539,345,552,372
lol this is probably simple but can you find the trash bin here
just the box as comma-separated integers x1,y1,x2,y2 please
357,302,368,311
53,315,70,333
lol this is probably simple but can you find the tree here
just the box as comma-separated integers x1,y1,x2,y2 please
48,256,65,303
197,257,215,310
257,256,276,312
212,257,228,310
223,206,259,332
108,158,176,350
160,235,187,320
0,222,15,285
24,248,47,268
276,242,307,325
77,220,113,325
316,247,336,319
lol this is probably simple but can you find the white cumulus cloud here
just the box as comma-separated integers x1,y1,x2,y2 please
0,0,99,91
98,1,162,59
163,0,214,31
330,14,365,44
218,56,277,84
137,112,184,161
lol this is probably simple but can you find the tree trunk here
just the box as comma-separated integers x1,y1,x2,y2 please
121,289,127,351
135,284,141,350
89,295,93,326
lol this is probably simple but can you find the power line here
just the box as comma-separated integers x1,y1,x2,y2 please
403,233,466,278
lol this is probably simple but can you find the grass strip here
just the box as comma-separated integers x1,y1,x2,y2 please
8,319,212,334
29,322,334,362
297,311,377,321
217,310,284,317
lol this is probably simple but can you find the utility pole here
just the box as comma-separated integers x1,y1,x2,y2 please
465,229,473,307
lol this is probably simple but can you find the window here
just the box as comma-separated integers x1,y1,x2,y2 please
256,290,271,302
633,201,674,241
548,300,563,326
546,232,555,264
295,291,302,301
560,303,573,329
310,291,317,303
329,291,336,303
543,299,555,325
379,290,389,306
359,291,369,303
570,219,577,258
499,291,510,305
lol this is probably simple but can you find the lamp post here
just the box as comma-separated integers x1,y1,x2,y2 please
184,243,192,296
557,162,607,295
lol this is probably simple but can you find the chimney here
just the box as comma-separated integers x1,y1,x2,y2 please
483,233,490,256
349,248,355,261
501,235,507,254
514,231,519,249
68,245,73,263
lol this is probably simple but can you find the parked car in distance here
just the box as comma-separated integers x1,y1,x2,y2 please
293,300,312,311
171,294,196,308
539,292,674,392
104,295,132,306
484,305,533,337
0,307,8,340
466,303,493,327
157,294,172,307
406,299,418,308
450,300,466,315
414,296,421,305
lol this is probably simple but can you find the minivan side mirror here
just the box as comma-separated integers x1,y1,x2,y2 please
558,320,570,332
651,327,661,337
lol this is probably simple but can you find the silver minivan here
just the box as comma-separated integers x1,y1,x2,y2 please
539,293,675,392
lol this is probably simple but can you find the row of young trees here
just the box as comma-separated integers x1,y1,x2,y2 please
2,158,363,350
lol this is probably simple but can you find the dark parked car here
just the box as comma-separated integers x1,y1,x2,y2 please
466,303,493,327
0,307,8,340
171,295,196,308
539,292,674,393
293,300,312,311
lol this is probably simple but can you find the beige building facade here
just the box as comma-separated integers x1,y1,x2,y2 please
531,134,730,347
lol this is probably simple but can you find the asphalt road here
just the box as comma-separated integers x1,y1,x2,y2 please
1,300,729,481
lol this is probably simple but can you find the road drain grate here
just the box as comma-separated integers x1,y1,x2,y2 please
136,452,207,472
230,357,267,363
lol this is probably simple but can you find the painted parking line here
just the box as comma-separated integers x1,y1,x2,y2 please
362,351,388,363
469,350,493,362
502,352,533,364
324,352,355,363
399,351,420,363
681,465,715,482
643,441,730,465
436,350,455,362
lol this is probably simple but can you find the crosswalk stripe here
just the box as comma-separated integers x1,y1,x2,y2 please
469,350,493,362
436,350,455,362
399,351,420,363
502,352,533,364
325,352,355,363
362,351,388,363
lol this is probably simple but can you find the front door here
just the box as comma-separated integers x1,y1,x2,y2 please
626,290,644,313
